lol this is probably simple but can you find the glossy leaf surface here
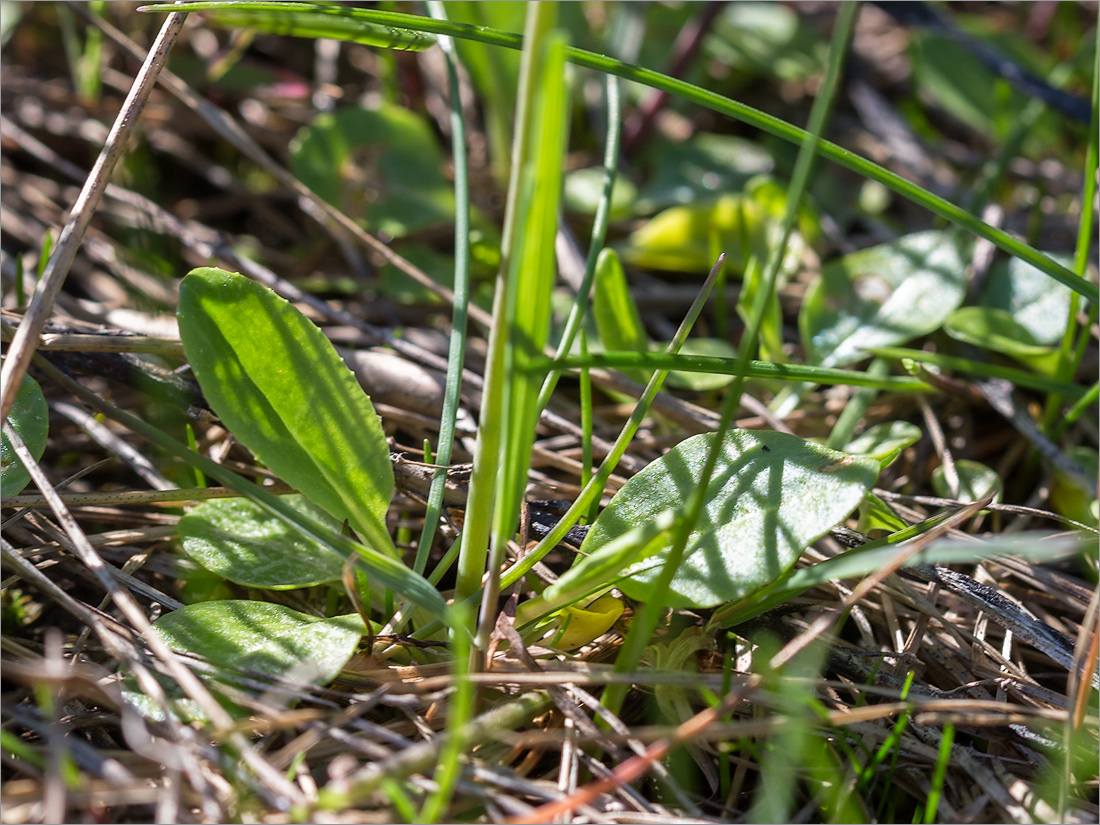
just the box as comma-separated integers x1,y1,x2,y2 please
800,230,968,368
1,371,48,497
177,267,397,557
179,496,345,589
585,430,879,608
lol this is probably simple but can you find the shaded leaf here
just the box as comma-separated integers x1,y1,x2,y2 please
800,230,969,368
980,254,1074,346
290,104,454,238
932,459,1002,504
585,430,879,608
944,306,1061,374
1,371,48,497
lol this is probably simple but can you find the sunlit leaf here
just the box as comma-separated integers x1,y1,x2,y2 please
944,307,1061,374
1,371,48,497
179,496,345,589
800,230,969,368
931,459,1002,504
585,430,879,608
844,421,922,468
177,267,397,558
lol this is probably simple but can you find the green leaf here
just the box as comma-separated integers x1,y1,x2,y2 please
1050,447,1098,527
844,421,922,468
1,371,48,497
179,495,345,589
563,167,636,219
635,133,773,215
857,493,909,534
127,600,365,721
980,254,1074,346
944,306,1061,375
177,267,398,558
622,186,809,276
800,230,969,368
185,2,437,50
592,247,649,384
289,104,454,238
585,430,879,608
931,459,1003,504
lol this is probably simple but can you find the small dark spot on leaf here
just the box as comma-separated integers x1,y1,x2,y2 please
761,445,771,452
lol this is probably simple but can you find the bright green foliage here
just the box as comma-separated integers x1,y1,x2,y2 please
980,254,1075,345
584,430,879,608
1051,446,1099,526
844,421,922,468
623,183,812,276
801,229,969,368
187,2,437,50
128,601,367,721
178,496,345,589
290,104,455,238
945,307,1062,374
177,267,398,559
932,459,1002,504
1,371,48,497
592,247,648,382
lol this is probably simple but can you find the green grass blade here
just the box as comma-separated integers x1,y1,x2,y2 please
139,1,1096,303
536,350,934,393
414,2,472,578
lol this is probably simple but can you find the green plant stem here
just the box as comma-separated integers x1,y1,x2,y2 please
143,2,1097,303
868,346,1088,400
534,351,933,393
452,4,554,609
415,1,471,579
601,0,860,719
535,73,622,413
825,357,891,450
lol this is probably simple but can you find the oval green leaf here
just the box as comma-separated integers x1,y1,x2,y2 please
844,420,922,468
179,495,345,589
1,371,49,497
944,306,1060,374
289,105,454,238
592,247,649,384
585,430,880,608
800,230,969,367
932,459,1002,504
177,267,397,557
980,254,1074,346
129,600,366,721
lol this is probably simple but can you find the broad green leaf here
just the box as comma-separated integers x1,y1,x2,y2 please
844,421,922,468
563,167,637,219
707,2,826,83
623,185,810,276
289,104,454,238
800,230,969,368
980,254,1074,346
1050,447,1097,527
635,133,773,215
586,430,879,608
179,496,345,589
177,267,397,558
932,459,1002,504
944,307,1061,375
592,248,649,383
191,3,437,50
857,493,909,534
1,371,48,497
127,601,366,721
